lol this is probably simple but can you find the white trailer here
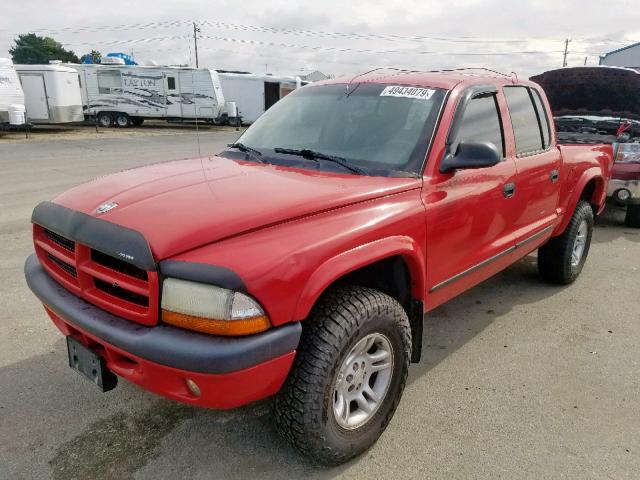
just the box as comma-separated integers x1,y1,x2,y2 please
0,58,26,127
217,73,303,124
69,64,227,127
15,64,84,124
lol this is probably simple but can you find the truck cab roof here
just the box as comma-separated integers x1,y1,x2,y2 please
319,69,539,91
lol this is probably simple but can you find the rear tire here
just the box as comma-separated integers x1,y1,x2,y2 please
538,200,594,284
274,286,411,465
114,113,131,128
625,204,640,228
96,112,113,128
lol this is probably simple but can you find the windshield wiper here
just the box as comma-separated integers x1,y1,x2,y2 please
227,143,266,163
273,148,366,175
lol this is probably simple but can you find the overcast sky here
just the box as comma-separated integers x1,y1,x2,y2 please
0,0,638,78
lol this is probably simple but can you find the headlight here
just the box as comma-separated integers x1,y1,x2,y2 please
161,278,270,336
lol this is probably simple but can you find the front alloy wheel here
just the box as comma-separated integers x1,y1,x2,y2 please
332,333,394,429
274,286,411,465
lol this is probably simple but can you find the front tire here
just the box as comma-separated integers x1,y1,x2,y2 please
625,204,640,228
538,200,594,284
274,286,411,465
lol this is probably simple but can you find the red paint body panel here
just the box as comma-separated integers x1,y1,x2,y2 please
46,306,295,409
612,162,640,182
54,157,419,260
28,71,614,409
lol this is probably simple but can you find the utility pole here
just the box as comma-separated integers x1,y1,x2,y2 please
193,22,200,68
562,39,571,67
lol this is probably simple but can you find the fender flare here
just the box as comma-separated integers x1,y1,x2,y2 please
555,167,605,235
292,236,426,321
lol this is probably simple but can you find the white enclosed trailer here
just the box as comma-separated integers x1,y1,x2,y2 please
0,58,26,127
217,73,302,124
70,64,226,127
15,64,84,124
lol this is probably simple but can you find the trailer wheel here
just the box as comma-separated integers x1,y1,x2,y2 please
97,112,113,128
131,117,144,127
114,113,131,128
274,286,411,465
625,204,640,228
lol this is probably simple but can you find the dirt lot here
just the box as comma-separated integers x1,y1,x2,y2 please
0,126,638,479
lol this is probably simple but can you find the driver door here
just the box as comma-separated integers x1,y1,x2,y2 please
423,86,519,308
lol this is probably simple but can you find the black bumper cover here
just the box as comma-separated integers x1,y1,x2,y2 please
24,254,301,374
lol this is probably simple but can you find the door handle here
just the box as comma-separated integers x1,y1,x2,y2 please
503,182,516,198
550,169,559,182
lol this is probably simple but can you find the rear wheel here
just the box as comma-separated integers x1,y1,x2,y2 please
96,112,113,128
130,117,144,127
274,286,411,465
625,204,640,228
114,113,131,128
538,200,594,284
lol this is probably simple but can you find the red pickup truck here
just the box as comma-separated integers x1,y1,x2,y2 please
25,70,612,464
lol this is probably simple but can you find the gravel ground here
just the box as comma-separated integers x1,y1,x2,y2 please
0,127,638,479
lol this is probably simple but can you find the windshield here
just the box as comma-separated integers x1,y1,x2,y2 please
232,83,446,175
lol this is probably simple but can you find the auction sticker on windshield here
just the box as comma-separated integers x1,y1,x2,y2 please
380,86,435,100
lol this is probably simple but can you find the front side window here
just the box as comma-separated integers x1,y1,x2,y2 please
455,93,505,157
504,86,545,155
167,76,176,90
97,70,122,95
234,83,446,176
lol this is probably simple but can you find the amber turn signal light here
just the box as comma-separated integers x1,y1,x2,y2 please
162,309,270,336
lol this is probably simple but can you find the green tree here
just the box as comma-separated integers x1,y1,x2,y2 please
9,33,80,64
80,50,102,64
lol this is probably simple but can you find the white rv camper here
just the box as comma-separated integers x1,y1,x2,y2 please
15,64,84,124
0,58,26,128
70,64,226,127
217,73,303,124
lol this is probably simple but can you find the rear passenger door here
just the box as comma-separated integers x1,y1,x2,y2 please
503,86,562,241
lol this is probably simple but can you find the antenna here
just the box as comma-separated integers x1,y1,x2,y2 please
192,68,201,157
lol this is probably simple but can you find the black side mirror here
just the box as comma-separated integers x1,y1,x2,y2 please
440,140,501,173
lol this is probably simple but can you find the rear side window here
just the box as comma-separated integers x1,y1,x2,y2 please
531,89,551,148
167,76,176,90
455,93,505,157
504,86,544,155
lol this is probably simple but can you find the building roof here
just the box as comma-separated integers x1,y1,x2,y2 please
15,64,80,73
601,41,640,58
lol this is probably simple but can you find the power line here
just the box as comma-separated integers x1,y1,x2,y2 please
14,19,640,48
61,33,566,57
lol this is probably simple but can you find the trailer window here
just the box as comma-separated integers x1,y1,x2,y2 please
97,71,122,94
167,77,176,90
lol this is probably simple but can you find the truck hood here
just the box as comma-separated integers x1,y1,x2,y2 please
531,66,640,120
54,156,421,260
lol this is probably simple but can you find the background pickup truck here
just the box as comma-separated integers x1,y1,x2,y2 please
25,69,613,465
532,66,640,227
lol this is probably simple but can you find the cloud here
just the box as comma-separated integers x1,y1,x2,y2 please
0,0,638,78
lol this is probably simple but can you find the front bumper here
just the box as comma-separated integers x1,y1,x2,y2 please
25,254,301,408
607,178,640,204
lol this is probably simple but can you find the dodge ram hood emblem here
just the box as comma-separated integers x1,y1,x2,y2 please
96,202,119,214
